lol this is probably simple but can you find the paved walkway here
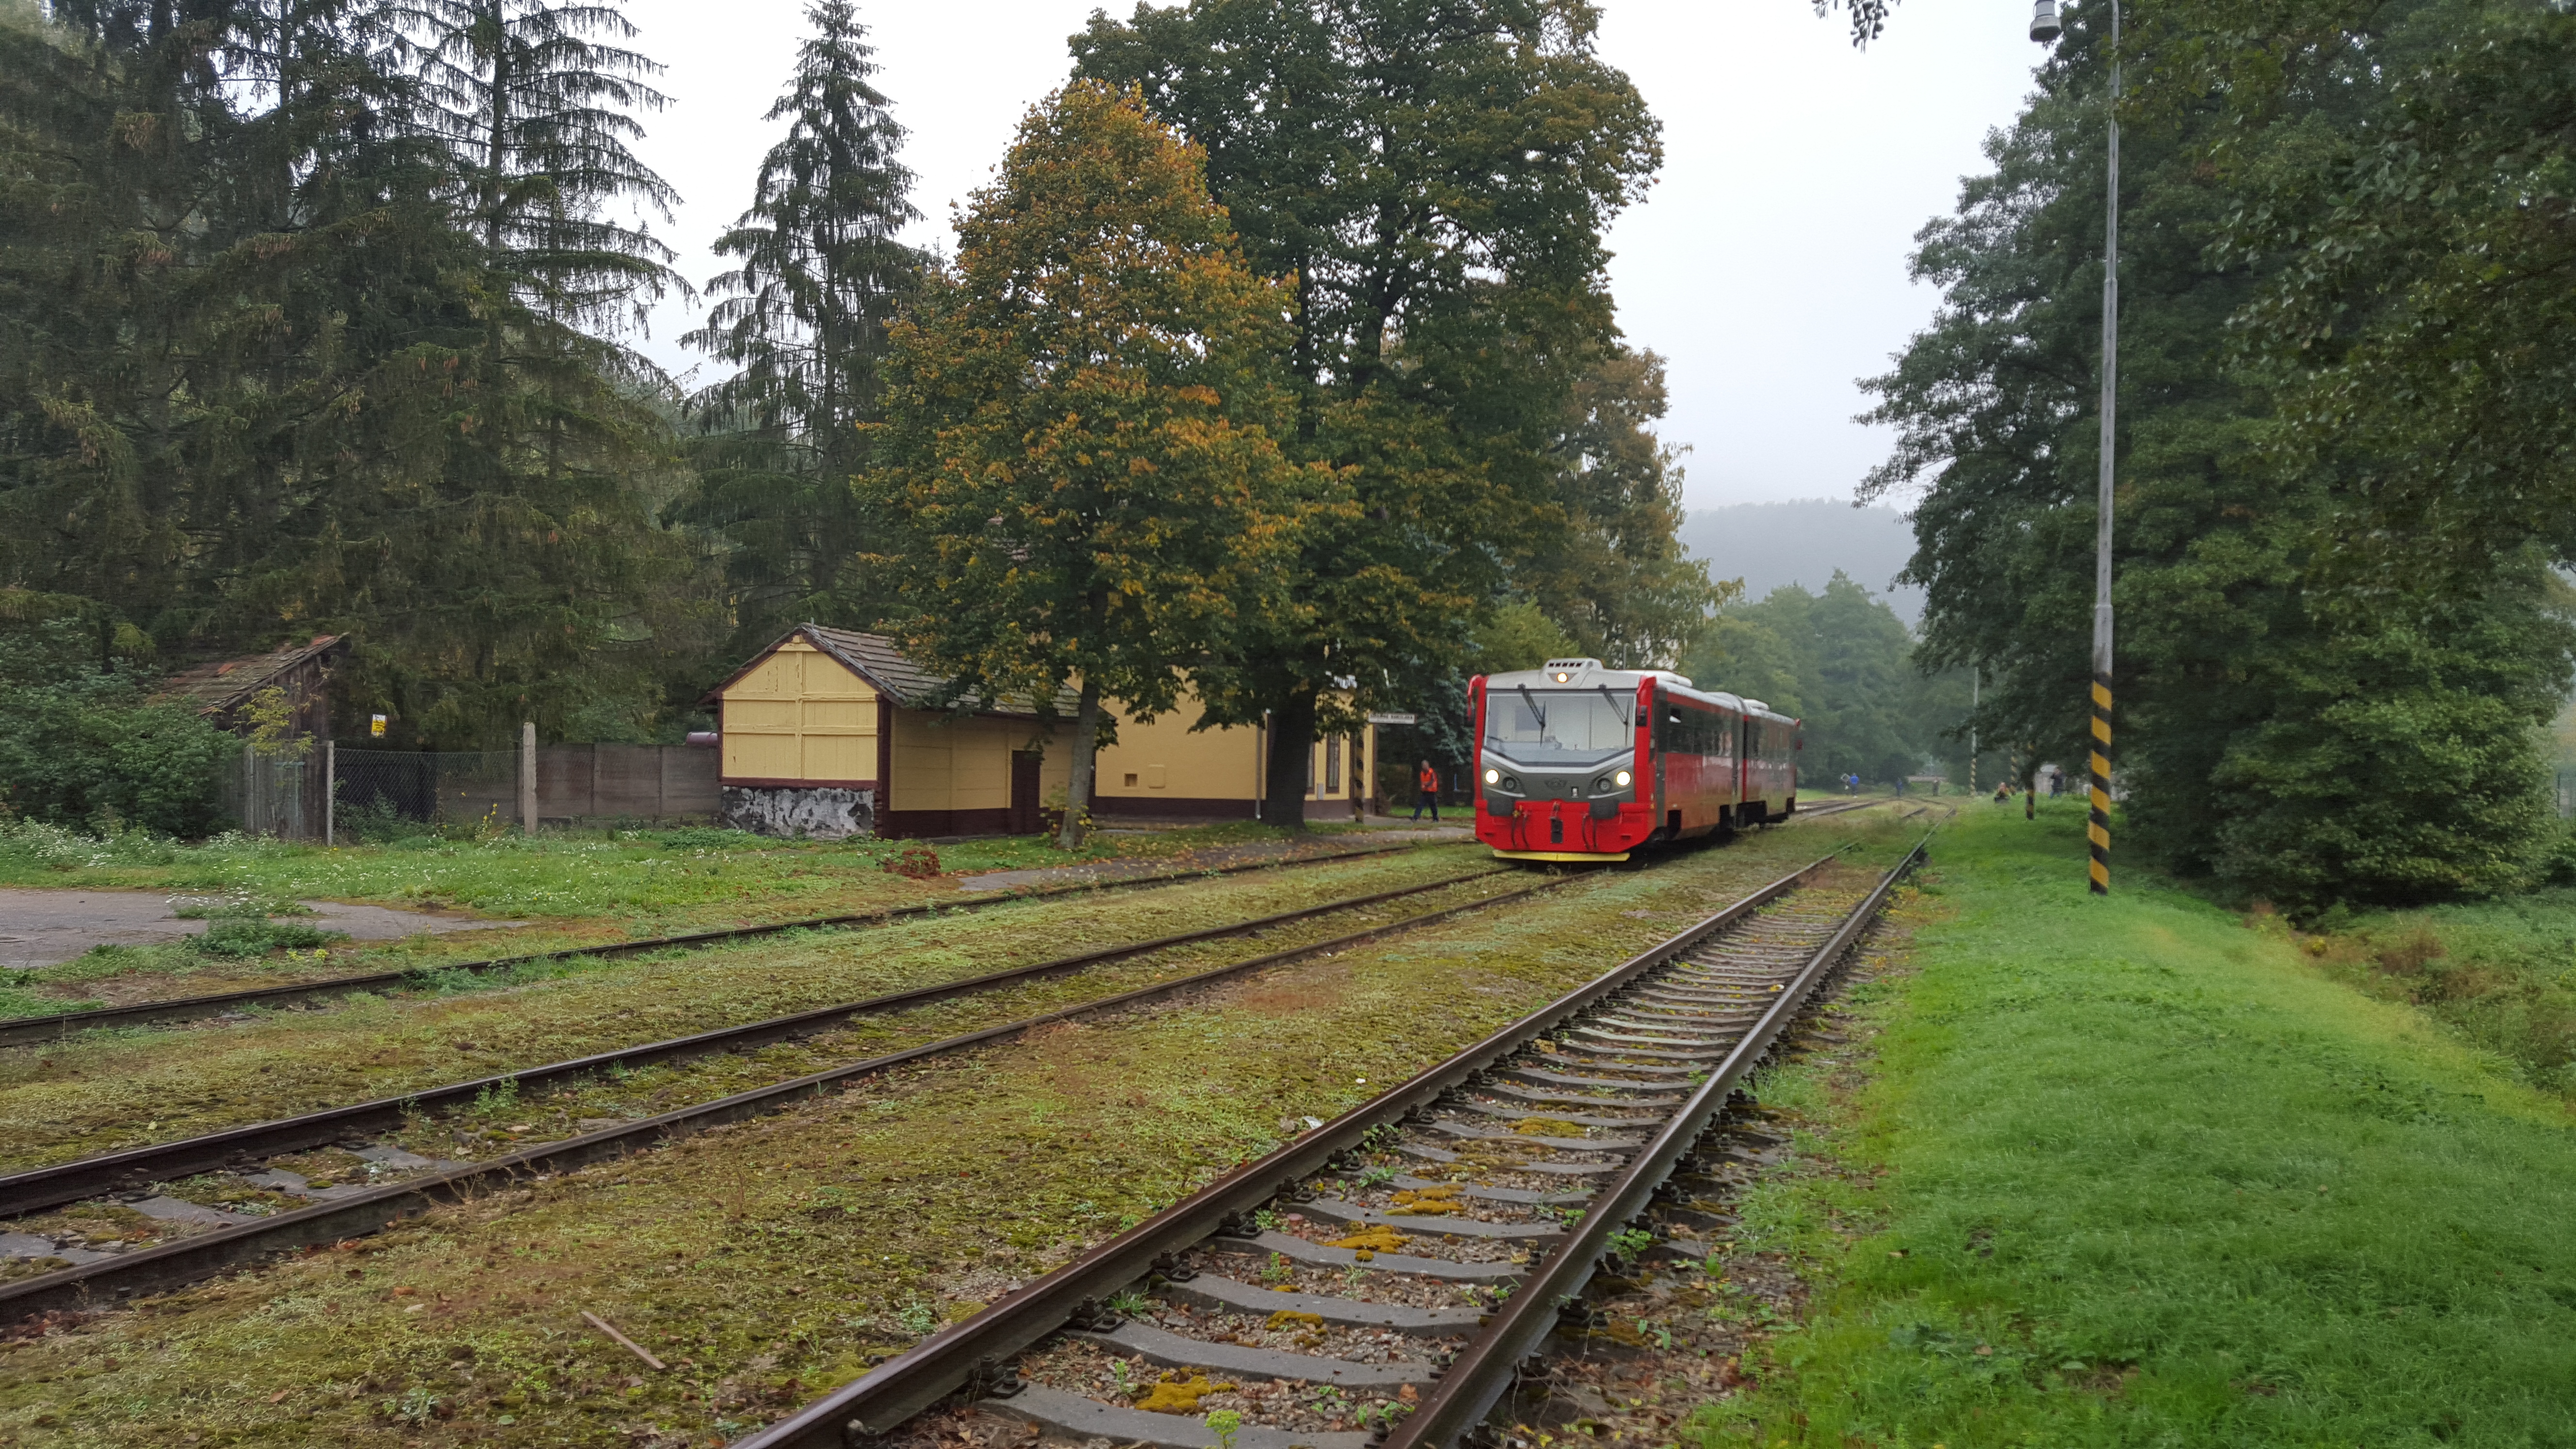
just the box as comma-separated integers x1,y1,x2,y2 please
0,891,524,970
952,827,1470,894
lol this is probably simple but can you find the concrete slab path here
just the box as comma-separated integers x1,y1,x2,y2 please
0,890,525,970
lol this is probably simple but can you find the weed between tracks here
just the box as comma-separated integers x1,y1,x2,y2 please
1682,806,2576,1449
0,820,1921,1448
0,850,1493,1175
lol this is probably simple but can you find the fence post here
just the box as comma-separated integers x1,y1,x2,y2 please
520,722,538,835
324,739,335,845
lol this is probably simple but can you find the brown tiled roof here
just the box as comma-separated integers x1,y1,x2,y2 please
155,635,348,714
704,625,1077,718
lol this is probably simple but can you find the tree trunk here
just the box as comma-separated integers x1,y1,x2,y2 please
1057,678,1103,850
2025,757,2039,820
1259,688,1319,833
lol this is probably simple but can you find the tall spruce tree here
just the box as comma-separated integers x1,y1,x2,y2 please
403,0,683,335
678,0,921,654
357,0,710,743
1,0,715,748
1075,0,1663,828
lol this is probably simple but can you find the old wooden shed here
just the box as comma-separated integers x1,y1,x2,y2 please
157,633,349,839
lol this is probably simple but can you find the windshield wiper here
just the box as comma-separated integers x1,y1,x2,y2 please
1597,684,1629,728
1516,683,1547,730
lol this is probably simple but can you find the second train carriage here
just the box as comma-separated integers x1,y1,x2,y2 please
1471,657,1800,862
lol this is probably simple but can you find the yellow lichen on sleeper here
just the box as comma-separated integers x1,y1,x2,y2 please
1326,1225,1410,1254
1133,1371,1235,1414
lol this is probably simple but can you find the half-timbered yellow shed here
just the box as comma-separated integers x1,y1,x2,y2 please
704,624,1375,838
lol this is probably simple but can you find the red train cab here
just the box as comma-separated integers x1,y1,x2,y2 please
1471,658,1799,862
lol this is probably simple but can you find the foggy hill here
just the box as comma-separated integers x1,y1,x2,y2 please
1680,499,1924,626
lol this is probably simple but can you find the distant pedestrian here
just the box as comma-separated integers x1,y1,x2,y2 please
1412,760,1441,822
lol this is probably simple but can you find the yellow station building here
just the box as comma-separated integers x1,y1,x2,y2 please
704,625,1377,838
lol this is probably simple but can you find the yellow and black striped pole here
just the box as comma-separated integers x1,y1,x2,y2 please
2088,673,2111,894
2087,0,2122,896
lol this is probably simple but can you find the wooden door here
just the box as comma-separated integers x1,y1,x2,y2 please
1008,751,1042,835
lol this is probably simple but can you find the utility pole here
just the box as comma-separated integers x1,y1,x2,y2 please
2031,0,2116,894
520,721,538,836
1968,670,1979,797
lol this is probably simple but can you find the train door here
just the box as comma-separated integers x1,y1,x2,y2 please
1739,716,1756,822
1646,682,1668,837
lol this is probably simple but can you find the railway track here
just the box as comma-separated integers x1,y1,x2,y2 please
1789,798,1879,821
0,839,1435,1049
726,837,1924,1449
0,863,1579,1321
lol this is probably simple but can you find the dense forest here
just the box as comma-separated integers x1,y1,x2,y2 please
1866,0,2576,906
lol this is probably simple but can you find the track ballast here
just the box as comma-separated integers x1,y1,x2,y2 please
729,837,1923,1449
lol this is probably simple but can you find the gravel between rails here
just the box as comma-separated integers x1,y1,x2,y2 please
727,838,1923,1449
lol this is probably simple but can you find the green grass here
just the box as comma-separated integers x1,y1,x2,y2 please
2300,886,2576,1097
0,815,1405,920
1697,802,2576,1449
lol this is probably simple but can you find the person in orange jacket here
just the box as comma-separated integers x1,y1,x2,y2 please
1411,760,1441,822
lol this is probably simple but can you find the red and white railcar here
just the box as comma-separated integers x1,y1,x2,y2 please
1470,658,1799,862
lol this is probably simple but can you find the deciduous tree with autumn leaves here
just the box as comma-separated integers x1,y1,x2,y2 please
863,81,1329,846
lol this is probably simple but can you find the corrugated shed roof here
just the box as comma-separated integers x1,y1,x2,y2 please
155,635,347,714
708,625,1077,719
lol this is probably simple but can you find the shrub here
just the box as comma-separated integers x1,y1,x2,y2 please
193,918,348,958
0,816,182,870
0,621,236,837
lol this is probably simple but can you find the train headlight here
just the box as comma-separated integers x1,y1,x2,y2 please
1484,768,1499,785
1615,770,1632,788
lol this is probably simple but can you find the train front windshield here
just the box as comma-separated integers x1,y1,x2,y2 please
1484,690,1634,764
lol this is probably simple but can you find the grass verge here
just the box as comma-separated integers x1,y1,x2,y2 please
1693,801,2576,1449
0,817,1430,920
0,822,1454,1019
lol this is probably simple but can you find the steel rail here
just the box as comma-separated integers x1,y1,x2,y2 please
1382,835,1926,1449
725,847,1862,1449
0,840,1434,1048
0,869,1574,1322
0,868,1510,1220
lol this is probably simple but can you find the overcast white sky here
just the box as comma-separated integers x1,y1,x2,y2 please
620,0,2042,509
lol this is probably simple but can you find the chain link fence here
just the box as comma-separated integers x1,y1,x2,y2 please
332,748,521,839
